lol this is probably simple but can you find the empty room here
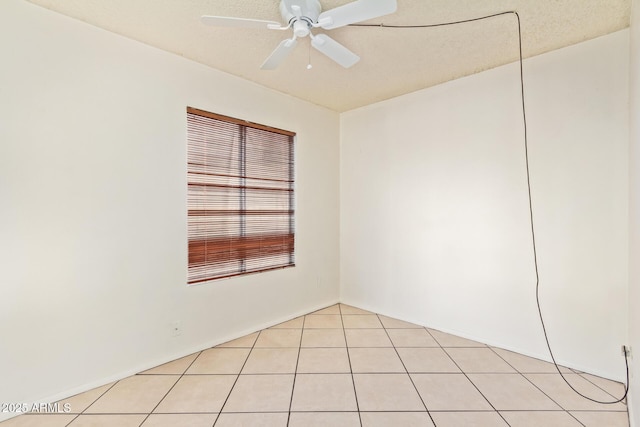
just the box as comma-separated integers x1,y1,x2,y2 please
1,0,639,426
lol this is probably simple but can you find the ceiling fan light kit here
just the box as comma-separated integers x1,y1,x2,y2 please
201,0,397,70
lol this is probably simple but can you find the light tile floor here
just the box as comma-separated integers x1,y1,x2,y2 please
2,304,629,427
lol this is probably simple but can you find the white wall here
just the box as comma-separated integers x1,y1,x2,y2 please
0,0,633,419
629,0,640,425
0,0,340,418
341,29,629,380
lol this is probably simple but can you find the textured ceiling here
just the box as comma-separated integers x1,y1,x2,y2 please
25,0,630,112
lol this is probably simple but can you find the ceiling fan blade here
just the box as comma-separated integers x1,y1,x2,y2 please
201,15,281,29
261,38,299,70
311,34,360,68
318,0,397,30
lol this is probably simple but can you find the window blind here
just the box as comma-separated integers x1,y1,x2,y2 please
187,107,295,284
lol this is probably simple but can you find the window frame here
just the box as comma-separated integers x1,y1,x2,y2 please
186,107,296,284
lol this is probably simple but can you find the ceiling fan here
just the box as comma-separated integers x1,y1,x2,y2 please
201,0,397,70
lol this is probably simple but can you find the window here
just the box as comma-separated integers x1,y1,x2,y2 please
187,107,295,284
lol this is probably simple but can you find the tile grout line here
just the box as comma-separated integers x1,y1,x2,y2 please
24,305,626,427
137,350,205,427
568,367,628,404
339,304,363,427
211,329,262,427
488,346,587,427
285,315,306,427
377,315,438,427
63,381,119,427
431,330,512,427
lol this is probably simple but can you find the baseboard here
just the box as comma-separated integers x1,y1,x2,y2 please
339,299,627,383
0,299,339,423
629,392,636,427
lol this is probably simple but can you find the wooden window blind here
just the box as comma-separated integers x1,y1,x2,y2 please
187,107,295,284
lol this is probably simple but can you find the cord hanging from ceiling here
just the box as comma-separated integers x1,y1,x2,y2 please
351,11,630,405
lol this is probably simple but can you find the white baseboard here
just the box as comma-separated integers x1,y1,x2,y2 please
0,300,339,423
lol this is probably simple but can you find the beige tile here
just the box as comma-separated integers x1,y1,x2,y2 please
500,411,583,427
217,332,259,348
154,375,236,413
68,415,147,426
524,373,628,411
296,348,351,373
55,383,115,414
254,329,302,347
339,304,373,315
397,348,460,373
468,373,561,410
378,315,423,329
429,411,509,427
304,314,343,328
445,348,517,373
270,317,304,329
215,413,289,427
342,315,382,329
580,373,627,398
344,329,392,347
387,329,439,347
85,375,179,413
242,348,299,374
491,348,572,374
141,414,218,427
222,374,294,412
360,412,434,427
411,373,492,411
570,411,630,427
353,373,425,411
301,329,346,347
289,412,360,427
291,374,358,411
312,305,341,315
140,353,200,375
0,415,77,427
185,348,249,374
349,348,405,373
428,329,487,347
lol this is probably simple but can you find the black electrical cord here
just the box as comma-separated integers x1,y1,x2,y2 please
351,11,630,405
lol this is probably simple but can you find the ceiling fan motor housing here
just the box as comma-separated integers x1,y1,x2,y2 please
280,0,321,37
201,0,398,69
